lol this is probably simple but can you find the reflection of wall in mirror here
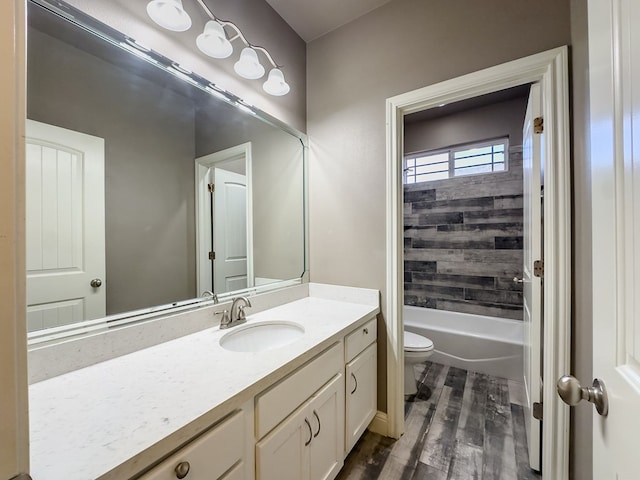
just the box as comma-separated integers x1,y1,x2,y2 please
196,112,304,283
27,27,197,316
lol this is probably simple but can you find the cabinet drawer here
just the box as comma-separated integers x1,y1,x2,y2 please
256,342,343,439
139,410,244,479
345,317,377,363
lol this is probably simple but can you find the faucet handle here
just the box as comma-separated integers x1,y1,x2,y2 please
215,309,231,328
237,305,248,321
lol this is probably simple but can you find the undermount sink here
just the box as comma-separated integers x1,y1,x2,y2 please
219,320,305,353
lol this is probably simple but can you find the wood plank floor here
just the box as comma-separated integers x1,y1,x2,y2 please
337,361,542,480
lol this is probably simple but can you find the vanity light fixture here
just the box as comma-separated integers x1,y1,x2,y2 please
234,47,265,79
263,68,290,96
146,0,192,32
146,0,290,96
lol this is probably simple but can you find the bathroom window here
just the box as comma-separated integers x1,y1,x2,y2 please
404,138,508,184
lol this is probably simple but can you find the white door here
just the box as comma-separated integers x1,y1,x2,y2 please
25,120,105,332
213,168,248,293
522,84,543,471
588,0,640,477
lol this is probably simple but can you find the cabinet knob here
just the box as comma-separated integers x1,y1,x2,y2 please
175,461,190,479
363,327,369,335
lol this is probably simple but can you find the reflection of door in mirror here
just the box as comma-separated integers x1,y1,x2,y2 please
196,143,253,296
25,120,106,332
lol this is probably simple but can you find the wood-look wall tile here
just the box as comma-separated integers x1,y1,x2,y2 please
464,208,524,224
411,196,494,213
495,277,524,292
404,248,463,262
418,212,464,225
495,236,523,249
465,288,523,305
412,272,495,289
404,283,465,300
412,238,495,249
436,299,523,320
437,222,523,236
404,188,437,203
437,261,521,278
405,260,437,273
494,195,524,209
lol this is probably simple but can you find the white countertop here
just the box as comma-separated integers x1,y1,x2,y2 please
29,287,379,480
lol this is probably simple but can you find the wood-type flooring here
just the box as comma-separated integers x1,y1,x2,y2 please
337,361,542,480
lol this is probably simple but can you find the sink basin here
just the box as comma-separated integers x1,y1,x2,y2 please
219,321,305,352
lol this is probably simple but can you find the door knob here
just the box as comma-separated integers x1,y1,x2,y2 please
556,375,608,416
90,278,103,288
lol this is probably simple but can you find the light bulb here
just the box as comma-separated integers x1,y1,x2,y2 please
263,68,290,96
146,0,192,32
234,48,265,80
196,21,233,59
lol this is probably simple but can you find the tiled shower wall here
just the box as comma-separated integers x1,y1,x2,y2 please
403,148,524,320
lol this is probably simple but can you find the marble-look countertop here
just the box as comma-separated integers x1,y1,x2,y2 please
29,285,379,480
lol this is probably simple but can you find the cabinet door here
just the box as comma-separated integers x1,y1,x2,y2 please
345,342,377,453
309,374,344,480
256,402,311,480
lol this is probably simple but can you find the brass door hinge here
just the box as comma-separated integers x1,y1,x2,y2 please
533,402,543,420
534,260,544,278
208,183,214,193
209,251,216,260
534,117,544,134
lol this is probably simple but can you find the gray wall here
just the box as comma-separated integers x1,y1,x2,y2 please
65,0,307,133
404,97,528,154
27,28,197,315
307,0,571,413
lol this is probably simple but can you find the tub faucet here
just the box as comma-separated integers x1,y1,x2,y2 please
219,296,252,329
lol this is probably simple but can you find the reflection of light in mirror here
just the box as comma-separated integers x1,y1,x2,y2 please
118,42,158,64
167,64,200,86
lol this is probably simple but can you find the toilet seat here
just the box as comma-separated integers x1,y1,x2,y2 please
404,331,434,353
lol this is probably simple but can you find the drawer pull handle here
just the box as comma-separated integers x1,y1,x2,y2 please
351,372,358,394
363,327,369,335
313,410,321,437
304,417,313,446
175,461,190,479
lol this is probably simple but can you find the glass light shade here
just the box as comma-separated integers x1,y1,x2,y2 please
196,21,233,59
234,48,265,80
263,68,290,96
146,0,192,32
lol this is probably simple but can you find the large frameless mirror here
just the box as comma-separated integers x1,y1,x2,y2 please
26,0,306,342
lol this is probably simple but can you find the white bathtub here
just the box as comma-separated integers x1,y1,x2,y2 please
403,305,523,381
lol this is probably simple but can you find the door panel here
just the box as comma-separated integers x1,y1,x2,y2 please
25,120,105,330
213,168,248,293
589,0,640,477
522,83,543,471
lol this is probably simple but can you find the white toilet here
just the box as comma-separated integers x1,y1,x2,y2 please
404,330,434,395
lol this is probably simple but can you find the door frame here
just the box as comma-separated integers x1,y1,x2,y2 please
195,142,253,295
0,0,29,477
385,46,571,479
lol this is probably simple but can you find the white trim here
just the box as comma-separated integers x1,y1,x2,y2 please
195,142,254,295
366,411,388,436
385,46,571,479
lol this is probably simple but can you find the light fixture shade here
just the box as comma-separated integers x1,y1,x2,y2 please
234,48,265,80
263,68,290,96
196,21,233,59
146,0,192,32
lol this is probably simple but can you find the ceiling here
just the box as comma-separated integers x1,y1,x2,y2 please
264,0,394,42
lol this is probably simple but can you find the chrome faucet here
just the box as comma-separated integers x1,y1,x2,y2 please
218,296,252,329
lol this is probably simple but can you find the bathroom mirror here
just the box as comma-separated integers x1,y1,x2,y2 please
25,0,306,337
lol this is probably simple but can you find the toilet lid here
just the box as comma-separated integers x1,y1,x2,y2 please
404,331,434,352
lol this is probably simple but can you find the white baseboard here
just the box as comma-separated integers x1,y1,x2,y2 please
367,411,389,436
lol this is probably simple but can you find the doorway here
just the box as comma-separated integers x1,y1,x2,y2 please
385,47,571,479
195,142,254,296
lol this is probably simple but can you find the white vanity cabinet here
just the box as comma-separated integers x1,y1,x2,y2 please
255,342,345,480
138,409,251,480
256,374,344,480
344,318,377,453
